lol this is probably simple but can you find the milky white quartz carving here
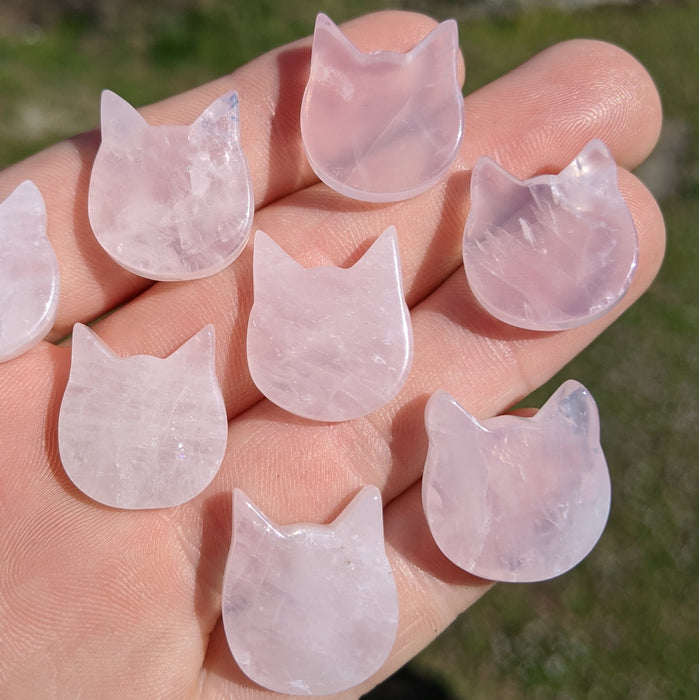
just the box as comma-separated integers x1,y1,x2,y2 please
222,485,398,695
0,181,59,363
58,324,227,509
463,140,638,331
300,13,464,202
88,90,253,281
247,226,413,422
422,381,611,582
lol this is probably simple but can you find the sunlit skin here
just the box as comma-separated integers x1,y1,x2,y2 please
0,11,664,699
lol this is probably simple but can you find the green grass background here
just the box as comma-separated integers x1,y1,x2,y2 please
1,1,696,697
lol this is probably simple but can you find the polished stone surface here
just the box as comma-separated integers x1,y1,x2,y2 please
301,13,463,202
58,324,227,509
422,381,611,582
247,226,413,422
88,90,253,281
0,180,59,363
463,140,638,330
222,485,398,695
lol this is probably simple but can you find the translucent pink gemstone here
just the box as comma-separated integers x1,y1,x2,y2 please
0,180,59,363
222,485,398,695
463,140,638,330
422,381,611,582
58,324,227,509
247,226,413,422
88,90,253,281
300,13,464,202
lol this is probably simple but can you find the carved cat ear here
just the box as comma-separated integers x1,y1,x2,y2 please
232,485,385,541
70,322,117,364
311,14,459,70
332,485,385,548
71,324,218,370
310,13,362,67
251,230,302,287
349,225,401,278
2,179,45,229
232,488,281,537
422,381,611,583
99,90,147,142
467,157,532,226
408,19,459,67
0,180,60,363
169,325,216,375
191,90,241,142
559,138,618,190
253,226,405,287
536,378,600,442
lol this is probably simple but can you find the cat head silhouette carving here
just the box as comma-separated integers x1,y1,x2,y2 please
58,324,227,509
301,14,464,202
89,90,253,281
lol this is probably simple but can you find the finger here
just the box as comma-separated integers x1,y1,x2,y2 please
90,38,662,420
462,37,662,174
0,11,449,340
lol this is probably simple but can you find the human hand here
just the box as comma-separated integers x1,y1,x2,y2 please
0,10,664,698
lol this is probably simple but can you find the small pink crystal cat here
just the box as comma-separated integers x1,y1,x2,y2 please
247,226,413,422
58,324,227,509
463,139,638,331
0,181,60,363
222,485,399,695
301,13,464,202
88,90,253,281
422,381,611,582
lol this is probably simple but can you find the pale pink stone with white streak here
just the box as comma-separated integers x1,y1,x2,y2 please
463,140,638,330
58,324,227,509
0,180,59,363
88,90,253,281
247,226,413,422
222,485,398,695
422,381,611,582
301,13,464,202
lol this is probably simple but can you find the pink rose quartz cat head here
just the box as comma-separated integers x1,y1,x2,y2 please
463,139,638,331
300,13,464,202
0,181,59,363
58,324,227,509
246,226,413,422
88,90,253,281
422,380,611,582
222,485,398,695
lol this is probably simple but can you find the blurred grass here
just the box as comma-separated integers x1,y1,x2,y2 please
1,1,696,698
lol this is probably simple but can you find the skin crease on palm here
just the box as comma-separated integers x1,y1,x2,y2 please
0,10,665,700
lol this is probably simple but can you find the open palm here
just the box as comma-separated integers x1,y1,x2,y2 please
0,11,664,699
